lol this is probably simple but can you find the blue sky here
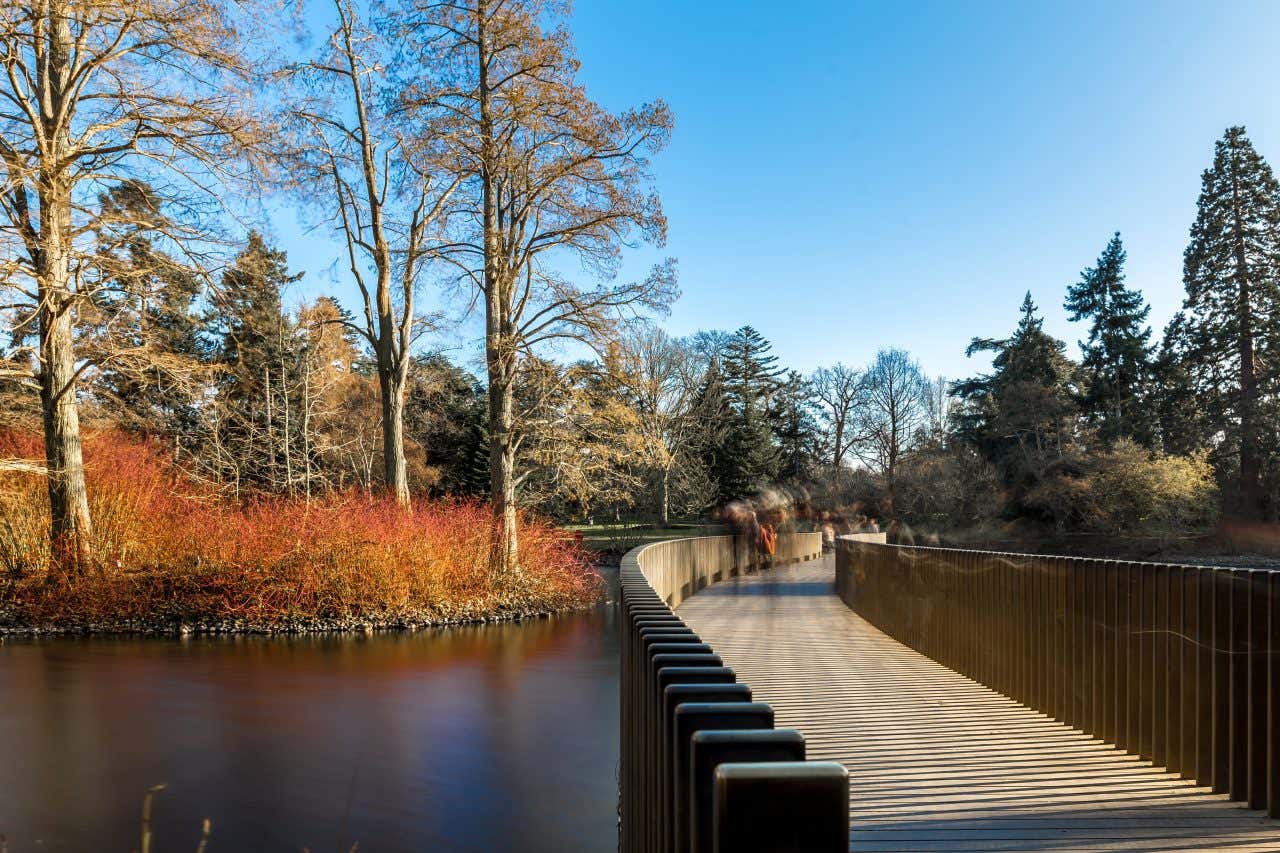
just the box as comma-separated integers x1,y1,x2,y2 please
271,0,1280,380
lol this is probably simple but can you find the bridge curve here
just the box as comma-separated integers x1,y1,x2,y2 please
676,552,1278,851
619,533,1279,852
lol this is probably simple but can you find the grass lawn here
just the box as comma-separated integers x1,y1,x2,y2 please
565,521,729,553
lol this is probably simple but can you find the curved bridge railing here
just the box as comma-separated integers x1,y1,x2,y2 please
619,532,849,853
836,537,1280,819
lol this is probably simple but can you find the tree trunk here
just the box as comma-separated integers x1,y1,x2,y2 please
477,4,518,573
487,356,518,572
264,363,276,487
39,294,92,569
832,419,844,490
281,362,294,495
380,366,410,508
660,466,671,527
302,364,312,501
36,5,91,570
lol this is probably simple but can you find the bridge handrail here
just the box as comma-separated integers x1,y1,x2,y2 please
835,537,1280,819
622,531,822,608
619,531,850,852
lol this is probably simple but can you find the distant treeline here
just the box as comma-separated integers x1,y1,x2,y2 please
7,126,1279,542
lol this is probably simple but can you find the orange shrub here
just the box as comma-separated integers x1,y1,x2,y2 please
0,431,600,631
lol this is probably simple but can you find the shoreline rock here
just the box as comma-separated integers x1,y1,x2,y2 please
0,599,601,638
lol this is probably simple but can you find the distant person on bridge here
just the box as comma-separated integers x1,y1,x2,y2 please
760,520,777,567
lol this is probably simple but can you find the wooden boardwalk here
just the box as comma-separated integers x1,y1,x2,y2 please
675,556,1280,852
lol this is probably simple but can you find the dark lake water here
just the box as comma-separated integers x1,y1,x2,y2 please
0,601,620,852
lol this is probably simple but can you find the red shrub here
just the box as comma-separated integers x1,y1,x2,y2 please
0,431,600,630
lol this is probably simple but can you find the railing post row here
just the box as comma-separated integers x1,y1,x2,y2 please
620,531,847,853
833,538,1279,821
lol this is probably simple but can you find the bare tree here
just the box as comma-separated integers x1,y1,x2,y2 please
811,363,861,485
516,355,647,520
616,326,700,525
401,0,676,570
853,349,930,518
0,0,270,567
923,374,952,440
288,0,457,508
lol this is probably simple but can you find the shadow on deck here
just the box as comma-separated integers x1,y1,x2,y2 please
676,557,1280,852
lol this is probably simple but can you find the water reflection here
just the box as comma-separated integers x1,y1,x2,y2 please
0,605,619,852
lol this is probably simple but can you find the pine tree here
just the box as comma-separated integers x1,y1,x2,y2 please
1152,313,1211,456
87,182,210,438
218,232,301,401
407,355,491,497
1064,233,1154,444
718,407,779,500
213,232,305,492
722,325,785,409
688,357,733,501
772,370,824,482
1180,126,1280,517
717,326,784,499
955,292,1079,487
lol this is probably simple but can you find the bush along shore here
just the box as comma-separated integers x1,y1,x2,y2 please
0,431,602,636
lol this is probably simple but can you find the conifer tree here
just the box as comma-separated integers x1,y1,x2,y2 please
1065,233,1154,444
407,356,490,497
772,370,824,482
717,326,785,499
718,407,779,500
1152,313,1211,456
213,232,305,492
955,292,1079,487
722,326,785,409
218,232,301,402
1180,126,1280,517
86,182,209,438
688,357,733,502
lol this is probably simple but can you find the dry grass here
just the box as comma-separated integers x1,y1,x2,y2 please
0,431,599,631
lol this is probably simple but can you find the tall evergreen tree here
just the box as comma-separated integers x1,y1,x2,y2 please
1180,126,1280,517
87,182,210,438
1152,313,1211,456
687,356,733,502
717,326,785,499
722,326,785,405
217,232,301,403
772,370,824,482
955,292,1079,488
213,232,305,492
406,355,490,497
1064,233,1154,444
718,406,779,500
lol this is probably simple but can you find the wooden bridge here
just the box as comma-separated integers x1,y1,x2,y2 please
618,533,1280,853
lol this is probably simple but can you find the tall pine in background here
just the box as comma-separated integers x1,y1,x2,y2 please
1152,313,1211,456
717,326,784,499
955,293,1079,489
688,355,733,502
407,356,490,497
1180,126,1280,518
771,370,824,482
213,232,305,492
87,182,209,440
1064,233,1154,445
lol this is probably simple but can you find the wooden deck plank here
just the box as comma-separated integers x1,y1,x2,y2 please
675,557,1279,853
